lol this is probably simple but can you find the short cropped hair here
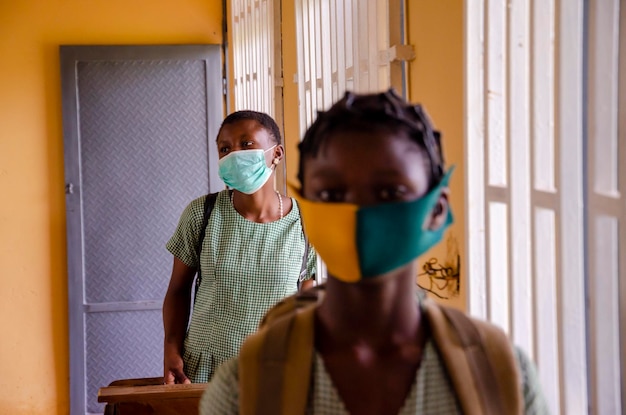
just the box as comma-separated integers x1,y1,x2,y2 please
298,89,445,190
218,110,282,145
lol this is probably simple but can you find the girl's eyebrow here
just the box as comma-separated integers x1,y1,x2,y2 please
370,167,409,176
217,133,254,144
307,169,342,180
239,133,259,142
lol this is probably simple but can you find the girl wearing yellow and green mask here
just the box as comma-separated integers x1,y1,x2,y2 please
200,90,549,415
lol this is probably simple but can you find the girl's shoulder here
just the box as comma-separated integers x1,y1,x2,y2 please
287,196,303,217
181,190,230,226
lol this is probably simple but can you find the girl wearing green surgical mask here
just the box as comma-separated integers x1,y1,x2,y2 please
200,91,549,415
163,111,317,385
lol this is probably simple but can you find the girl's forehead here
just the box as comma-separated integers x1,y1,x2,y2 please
221,119,261,133
302,130,430,197
218,120,269,141
309,130,426,172
319,127,416,154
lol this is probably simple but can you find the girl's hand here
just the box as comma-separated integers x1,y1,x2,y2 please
163,346,191,384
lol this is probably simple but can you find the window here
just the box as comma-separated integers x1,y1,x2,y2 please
294,0,410,136
466,0,625,413
230,0,280,117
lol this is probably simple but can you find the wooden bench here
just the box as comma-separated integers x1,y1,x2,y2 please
98,377,207,415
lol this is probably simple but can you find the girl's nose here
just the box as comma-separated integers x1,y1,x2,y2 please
344,189,377,206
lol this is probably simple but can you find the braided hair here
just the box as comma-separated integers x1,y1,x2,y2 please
218,110,282,146
298,89,445,191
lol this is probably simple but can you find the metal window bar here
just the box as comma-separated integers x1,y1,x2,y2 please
231,0,276,116
294,0,397,129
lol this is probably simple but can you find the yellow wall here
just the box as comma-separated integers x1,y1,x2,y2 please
0,1,464,412
407,0,466,310
0,1,222,413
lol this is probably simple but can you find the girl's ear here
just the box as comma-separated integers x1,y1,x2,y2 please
273,144,285,164
426,188,450,230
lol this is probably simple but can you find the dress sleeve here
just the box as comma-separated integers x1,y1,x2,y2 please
165,196,206,268
199,357,240,415
294,198,317,282
303,244,317,281
515,346,551,415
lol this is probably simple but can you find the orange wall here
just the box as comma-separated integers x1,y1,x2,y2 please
0,1,222,414
407,0,466,310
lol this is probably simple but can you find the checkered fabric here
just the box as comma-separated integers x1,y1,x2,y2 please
306,341,461,414
307,342,547,414
166,190,316,383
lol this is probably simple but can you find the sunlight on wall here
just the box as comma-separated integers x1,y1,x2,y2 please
406,0,465,310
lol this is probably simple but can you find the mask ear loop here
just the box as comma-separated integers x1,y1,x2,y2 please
269,144,281,167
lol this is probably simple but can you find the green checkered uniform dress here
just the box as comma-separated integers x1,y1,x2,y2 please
166,190,316,383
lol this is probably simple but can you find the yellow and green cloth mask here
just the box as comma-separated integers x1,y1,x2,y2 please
291,168,454,283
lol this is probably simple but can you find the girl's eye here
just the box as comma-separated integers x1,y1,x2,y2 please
378,187,407,202
219,146,230,154
317,189,345,203
242,141,254,148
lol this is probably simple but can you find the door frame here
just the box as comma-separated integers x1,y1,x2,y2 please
60,44,224,414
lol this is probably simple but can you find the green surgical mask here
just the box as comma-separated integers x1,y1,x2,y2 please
292,168,454,283
218,146,276,194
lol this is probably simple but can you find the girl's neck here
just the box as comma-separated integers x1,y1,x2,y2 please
316,268,422,351
231,186,283,222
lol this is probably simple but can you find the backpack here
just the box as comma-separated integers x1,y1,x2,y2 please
238,285,523,415
194,191,311,303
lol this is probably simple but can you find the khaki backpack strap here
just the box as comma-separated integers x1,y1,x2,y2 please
424,300,522,415
239,323,265,415
239,294,318,415
465,313,523,415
